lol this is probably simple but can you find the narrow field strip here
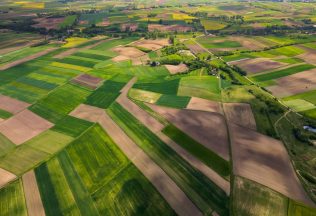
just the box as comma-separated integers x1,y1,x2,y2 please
0,48,58,71
22,170,45,216
69,104,200,216
108,103,229,215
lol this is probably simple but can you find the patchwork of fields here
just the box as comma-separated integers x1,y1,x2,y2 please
0,5,316,213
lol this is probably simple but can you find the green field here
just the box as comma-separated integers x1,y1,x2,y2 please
108,102,229,215
178,76,221,101
251,64,316,82
0,134,15,158
30,83,92,123
85,74,131,108
0,180,27,216
155,95,191,108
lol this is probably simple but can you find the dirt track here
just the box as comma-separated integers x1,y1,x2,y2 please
22,170,46,216
0,48,58,71
0,168,16,189
229,123,314,206
223,103,256,130
0,110,54,145
70,104,202,216
0,95,30,114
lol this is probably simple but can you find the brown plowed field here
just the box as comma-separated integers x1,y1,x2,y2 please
266,68,316,97
230,123,313,206
165,64,188,74
148,104,230,160
71,74,103,90
0,95,30,114
0,168,16,189
22,170,46,216
0,110,54,145
223,103,256,130
231,58,287,74
186,97,222,113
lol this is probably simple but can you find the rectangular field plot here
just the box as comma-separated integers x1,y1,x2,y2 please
50,62,91,72
55,57,96,68
30,83,92,123
0,134,15,158
35,158,81,216
0,145,49,175
283,99,316,112
51,116,93,137
85,75,131,108
251,64,316,82
108,103,229,215
177,76,221,101
65,125,129,193
0,180,27,216
155,95,191,109
25,130,73,155
72,52,111,61
133,78,180,95
128,88,162,104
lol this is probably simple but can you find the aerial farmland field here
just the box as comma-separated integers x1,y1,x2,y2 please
0,0,316,215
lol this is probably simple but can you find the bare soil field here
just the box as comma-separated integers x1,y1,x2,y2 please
230,58,287,74
186,44,205,55
165,63,188,74
22,170,45,216
132,38,170,51
0,168,16,189
297,45,316,65
0,48,58,70
71,74,103,90
228,36,268,50
112,55,130,62
112,46,145,58
266,68,316,97
132,55,150,65
223,103,256,130
70,104,105,122
71,102,202,216
186,97,222,113
148,24,192,32
230,123,313,206
148,104,230,160
0,110,54,145
32,17,65,30
0,95,30,114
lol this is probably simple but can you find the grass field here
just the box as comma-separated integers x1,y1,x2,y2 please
162,124,230,177
59,15,77,29
155,95,191,108
128,88,162,103
251,64,316,82
85,74,131,108
232,176,288,216
30,83,92,123
0,144,49,175
0,180,27,216
0,134,15,158
197,36,241,49
133,78,180,95
200,20,227,31
108,103,229,215
62,37,89,48
178,76,221,101
0,109,13,119
51,115,93,137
